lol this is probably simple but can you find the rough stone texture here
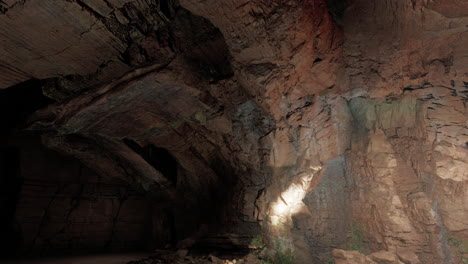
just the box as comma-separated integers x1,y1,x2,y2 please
0,0,467,263
333,249,378,264
337,1,468,263
333,249,406,264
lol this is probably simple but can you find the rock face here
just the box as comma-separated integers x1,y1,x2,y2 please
0,0,467,263
332,249,407,264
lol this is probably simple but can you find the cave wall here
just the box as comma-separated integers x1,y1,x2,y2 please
337,1,468,263
11,139,153,255
0,0,467,264
179,0,468,263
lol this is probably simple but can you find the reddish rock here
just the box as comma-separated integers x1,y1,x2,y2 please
0,0,466,263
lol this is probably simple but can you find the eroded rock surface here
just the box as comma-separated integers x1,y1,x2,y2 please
0,0,467,263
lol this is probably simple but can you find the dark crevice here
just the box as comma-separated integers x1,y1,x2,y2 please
326,0,354,25
0,79,54,138
159,0,172,19
123,139,178,185
172,8,234,81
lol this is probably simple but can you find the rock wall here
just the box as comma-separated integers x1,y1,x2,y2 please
336,1,467,263
0,0,466,263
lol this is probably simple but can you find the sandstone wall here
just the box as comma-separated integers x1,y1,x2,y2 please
0,0,466,263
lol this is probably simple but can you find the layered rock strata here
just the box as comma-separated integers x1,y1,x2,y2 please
0,0,466,263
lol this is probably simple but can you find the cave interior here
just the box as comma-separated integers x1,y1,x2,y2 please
0,0,467,264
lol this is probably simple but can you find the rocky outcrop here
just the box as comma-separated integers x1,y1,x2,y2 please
0,0,466,263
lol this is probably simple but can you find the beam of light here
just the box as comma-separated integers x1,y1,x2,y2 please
266,165,322,251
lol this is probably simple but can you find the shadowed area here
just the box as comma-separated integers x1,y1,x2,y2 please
0,253,150,264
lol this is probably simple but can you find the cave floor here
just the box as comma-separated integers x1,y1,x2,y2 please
0,252,151,264
124,249,257,264
0,251,258,264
